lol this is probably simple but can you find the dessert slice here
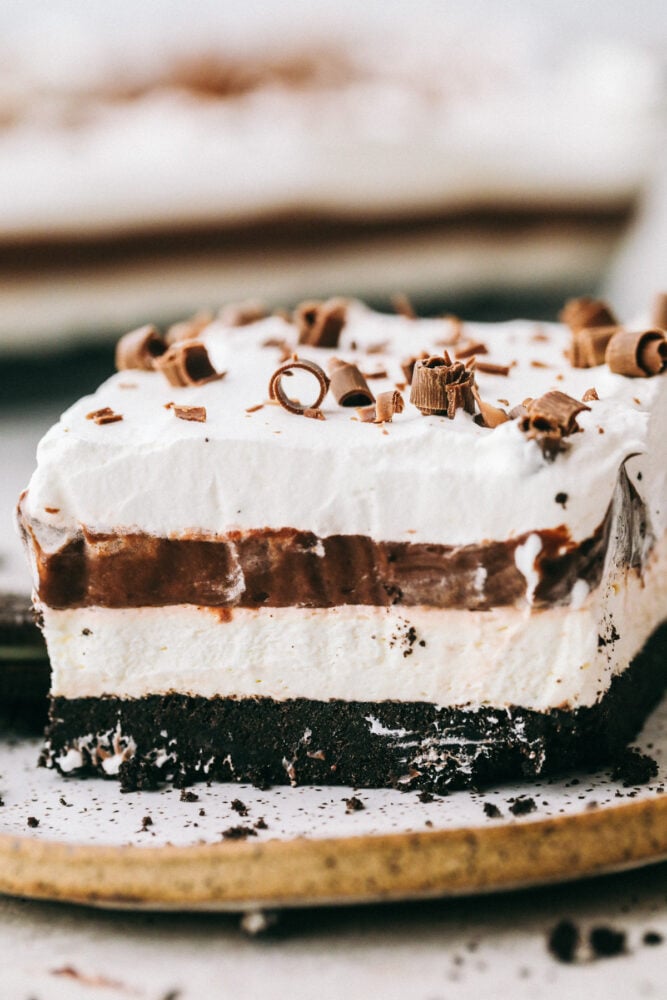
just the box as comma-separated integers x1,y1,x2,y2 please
18,297,667,790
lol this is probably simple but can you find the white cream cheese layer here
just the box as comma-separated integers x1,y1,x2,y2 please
42,530,667,712
22,304,667,552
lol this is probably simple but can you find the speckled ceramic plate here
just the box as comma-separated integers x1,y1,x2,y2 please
0,697,666,912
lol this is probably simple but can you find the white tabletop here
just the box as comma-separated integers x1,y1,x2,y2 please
1,860,666,1000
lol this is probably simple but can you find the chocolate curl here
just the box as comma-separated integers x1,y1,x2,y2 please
328,358,374,407
471,387,509,428
165,311,214,345
569,325,618,368
218,301,267,327
401,351,429,385
651,292,667,330
153,341,224,387
519,391,590,461
115,324,166,371
374,390,404,423
559,296,617,333
295,298,347,348
268,358,330,415
410,354,476,419
605,329,667,377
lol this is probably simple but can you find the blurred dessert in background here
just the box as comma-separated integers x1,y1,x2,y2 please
0,0,664,350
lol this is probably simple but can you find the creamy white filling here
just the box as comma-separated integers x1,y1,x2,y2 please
21,306,667,550
42,531,667,712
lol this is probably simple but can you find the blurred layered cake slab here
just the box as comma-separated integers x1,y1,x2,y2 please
17,296,667,790
0,3,663,348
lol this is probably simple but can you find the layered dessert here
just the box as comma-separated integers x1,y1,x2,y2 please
18,296,667,791
0,4,663,349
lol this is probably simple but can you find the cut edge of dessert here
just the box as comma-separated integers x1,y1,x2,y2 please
16,291,667,792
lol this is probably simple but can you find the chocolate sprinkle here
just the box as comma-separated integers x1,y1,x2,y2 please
268,358,329,415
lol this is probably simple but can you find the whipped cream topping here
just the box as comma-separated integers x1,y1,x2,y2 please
22,302,666,550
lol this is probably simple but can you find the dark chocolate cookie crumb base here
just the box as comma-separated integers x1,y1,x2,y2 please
41,625,667,793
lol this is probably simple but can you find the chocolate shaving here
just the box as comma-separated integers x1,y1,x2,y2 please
474,361,511,377
472,387,509,428
328,358,374,407
401,351,429,385
218,301,267,327
651,292,667,330
115,324,166,371
268,358,329,415
518,391,590,460
374,390,404,423
582,387,599,402
173,405,207,423
455,341,488,359
569,325,618,368
86,407,123,425
356,404,377,423
303,407,325,420
391,292,416,319
165,311,214,345
560,296,617,333
606,329,667,377
245,404,264,413
295,298,347,348
153,341,224,387
362,368,388,379
410,353,476,419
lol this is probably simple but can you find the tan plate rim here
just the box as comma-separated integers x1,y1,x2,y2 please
1,793,666,910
